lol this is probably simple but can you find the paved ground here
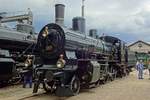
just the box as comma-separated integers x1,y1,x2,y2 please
0,70,150,100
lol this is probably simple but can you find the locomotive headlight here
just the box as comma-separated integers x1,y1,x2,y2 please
25,63,29,67
57,63,61,68
56,61,64,68
56,54,66,68
42,33,47,37
56,59,66,68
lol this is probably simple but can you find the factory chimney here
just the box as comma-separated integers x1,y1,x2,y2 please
55,4,65,26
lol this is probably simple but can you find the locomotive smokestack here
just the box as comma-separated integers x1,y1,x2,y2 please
55,4,65,26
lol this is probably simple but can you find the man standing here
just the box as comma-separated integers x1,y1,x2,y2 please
23,55,33,88
147,60,150,79
136,60,144,79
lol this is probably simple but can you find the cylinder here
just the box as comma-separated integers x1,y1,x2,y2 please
72,17,85,34
55,4,65,26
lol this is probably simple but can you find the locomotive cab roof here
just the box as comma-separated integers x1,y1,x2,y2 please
99,36,121,43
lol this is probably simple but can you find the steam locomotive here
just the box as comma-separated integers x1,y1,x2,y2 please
32,4,136,96
0,10,37,85
33,23,135,96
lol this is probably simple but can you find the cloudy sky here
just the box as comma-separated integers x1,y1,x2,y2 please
1,0,150,44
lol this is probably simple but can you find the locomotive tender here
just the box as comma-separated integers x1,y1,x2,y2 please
33,4,134,96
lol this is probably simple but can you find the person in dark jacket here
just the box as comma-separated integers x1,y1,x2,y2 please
23,55,33,88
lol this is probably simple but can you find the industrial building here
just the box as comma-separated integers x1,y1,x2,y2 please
128,40,150,53
128,40,150,66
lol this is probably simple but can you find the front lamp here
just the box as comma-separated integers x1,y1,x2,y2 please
25,63,29,67
42,33,47,37
56,60,65,68
57,63,62,68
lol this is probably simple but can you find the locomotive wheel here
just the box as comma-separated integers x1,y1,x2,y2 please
11,73,22,85
33,81,40,93
110,74,114,81
100,75,107,84
101,80,106,84
109,71,116,81
95,80,100,87
113,70,117,80
69,76,80,96
43,82,54,93
86,63,93,82
103,75,109,83
126,69,130,75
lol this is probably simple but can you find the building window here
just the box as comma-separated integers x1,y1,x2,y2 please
138,43,142,48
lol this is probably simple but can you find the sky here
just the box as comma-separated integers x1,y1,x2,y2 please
0,0,150,44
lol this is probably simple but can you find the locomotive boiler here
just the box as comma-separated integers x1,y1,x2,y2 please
32,4,130,96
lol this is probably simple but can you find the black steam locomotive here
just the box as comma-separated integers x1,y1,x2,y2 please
32,4,136,96
32,23,134,96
